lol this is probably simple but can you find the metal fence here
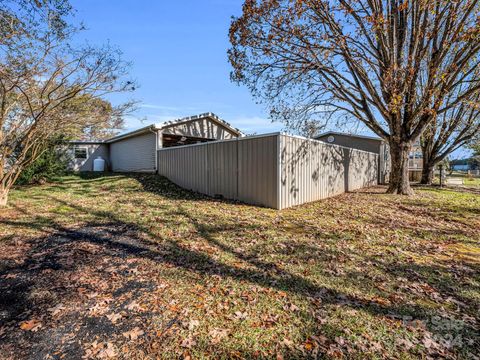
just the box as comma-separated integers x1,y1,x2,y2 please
157,133,379,209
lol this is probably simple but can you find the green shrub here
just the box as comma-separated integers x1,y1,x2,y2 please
15,146,68,185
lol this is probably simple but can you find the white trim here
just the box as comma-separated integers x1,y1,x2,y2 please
315,131,384,142
157,113,244,137
156,132,380,156
106,125,158,144
277,134,282,210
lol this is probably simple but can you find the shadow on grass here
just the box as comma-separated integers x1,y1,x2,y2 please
1,173,479,358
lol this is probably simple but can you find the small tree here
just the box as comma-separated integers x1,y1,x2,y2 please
14,137,68,185
469,141,480,169
229,0,480,194
471,140,480,156
0,0,135,205
420,93,480,184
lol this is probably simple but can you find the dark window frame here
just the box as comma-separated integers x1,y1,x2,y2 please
74,146,87,159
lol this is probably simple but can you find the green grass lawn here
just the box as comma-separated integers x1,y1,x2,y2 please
463,177,480,186
1,174,479,359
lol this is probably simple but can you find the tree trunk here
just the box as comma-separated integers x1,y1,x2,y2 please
387,142,414,195
0,188,8,206
420,161,435,185
420,144,435,185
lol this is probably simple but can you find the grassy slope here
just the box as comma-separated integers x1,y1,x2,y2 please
0,174,479,359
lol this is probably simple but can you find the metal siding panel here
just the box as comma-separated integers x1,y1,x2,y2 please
157,135,278,208
278,135,378,209
110,132,156,172
157,134,377,210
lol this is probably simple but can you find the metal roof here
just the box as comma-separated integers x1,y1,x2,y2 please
315,131,384,142
104,112,244,144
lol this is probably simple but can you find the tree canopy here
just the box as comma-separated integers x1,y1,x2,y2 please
229,0,480,194
0,0,135,205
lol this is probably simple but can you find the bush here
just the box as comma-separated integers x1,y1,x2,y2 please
15,146,68,185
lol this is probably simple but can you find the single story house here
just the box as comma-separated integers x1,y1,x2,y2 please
66,113,243,172
64,114,382,209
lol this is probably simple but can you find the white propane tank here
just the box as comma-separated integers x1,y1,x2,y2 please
93,157,105,172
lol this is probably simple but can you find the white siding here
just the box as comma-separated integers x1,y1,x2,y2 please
63,144,109,172
110,132,157,172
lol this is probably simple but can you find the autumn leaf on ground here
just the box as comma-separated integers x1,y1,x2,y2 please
106,313,122,324
97,342,117,359
181,336,196,349
48,303,66,317
234,311,248,320
122,327,144,340
304,340,315,351
188,319,200,330
126,301,143,311
3,273,17,279
209,328,229,345
19,319,42,332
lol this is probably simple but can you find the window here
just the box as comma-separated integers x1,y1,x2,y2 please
74,146,87,159
327,135,335,143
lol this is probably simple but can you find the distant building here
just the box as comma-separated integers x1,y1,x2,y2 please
408,140,423,170
450,158,479,171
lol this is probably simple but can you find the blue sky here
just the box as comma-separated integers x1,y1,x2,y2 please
70,0,282,135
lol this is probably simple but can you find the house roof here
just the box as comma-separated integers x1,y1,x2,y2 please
69,141,105,145
104,112,244,144
315,131,384,142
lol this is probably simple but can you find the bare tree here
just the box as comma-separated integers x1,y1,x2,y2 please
229,0,480,194
0,0,135,205
420,92,480,184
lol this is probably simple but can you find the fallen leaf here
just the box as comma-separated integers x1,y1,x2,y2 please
234,311,248,320
181,336,196,348
122,327,144,340
48,303,66,317
209,328,228,345
98,342,117,359
188,319,200,330
126,301,143,311
19,319,42,332
304,340,314,351
106,313,122,324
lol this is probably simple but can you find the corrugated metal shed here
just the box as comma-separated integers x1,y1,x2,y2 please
158,134,279,208
157,133,378,209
